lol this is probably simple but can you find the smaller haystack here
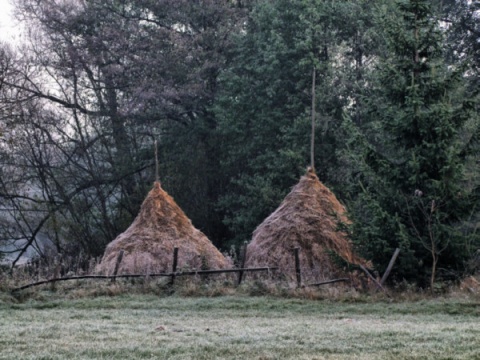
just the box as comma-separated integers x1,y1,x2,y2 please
245,168,371,282
97,181,229,275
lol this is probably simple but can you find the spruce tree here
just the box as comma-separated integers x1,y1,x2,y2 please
346,0,479,287
215,1,303,246
214,0,352,246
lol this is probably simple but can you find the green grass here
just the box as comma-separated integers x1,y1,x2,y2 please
0,294,479,359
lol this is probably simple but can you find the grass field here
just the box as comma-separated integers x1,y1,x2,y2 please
0,290,479,360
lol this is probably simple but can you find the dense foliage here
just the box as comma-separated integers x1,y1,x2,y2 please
0,0,478,286
342,0,479,286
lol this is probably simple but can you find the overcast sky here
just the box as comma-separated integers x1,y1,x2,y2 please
0,0,16,43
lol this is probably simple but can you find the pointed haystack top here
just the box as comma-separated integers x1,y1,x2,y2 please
97,181,228,274
245,168,371,281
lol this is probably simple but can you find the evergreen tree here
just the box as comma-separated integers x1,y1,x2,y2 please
344,0,479,287
215,0,350,246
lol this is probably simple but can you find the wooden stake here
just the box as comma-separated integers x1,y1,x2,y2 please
51,255,61,291
294,248,302,288
112,250,124,283
145,263,151,285
380,248,401,285
154,139,159,182
170,247,179,285
311,66,316,170
237,242,248,286
359,264,390,297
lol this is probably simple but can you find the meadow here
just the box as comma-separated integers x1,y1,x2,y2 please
1,284,479,360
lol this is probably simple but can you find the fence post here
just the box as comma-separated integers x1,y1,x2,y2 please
170,247,179,285
145,263,151,285
111,250,124,283
237,242,248,286
380,248,400,285
294,248,301,288
51,254,62,291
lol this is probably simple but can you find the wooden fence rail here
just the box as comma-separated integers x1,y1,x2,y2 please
11,267,277,292
304,278,350,287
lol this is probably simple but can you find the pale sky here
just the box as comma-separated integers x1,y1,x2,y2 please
0,0,17,43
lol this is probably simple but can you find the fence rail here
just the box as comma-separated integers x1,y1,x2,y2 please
11,266,277,292
10,246,400,295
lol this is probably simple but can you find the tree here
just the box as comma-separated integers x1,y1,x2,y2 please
440,0,480,91
343,0,479,286
0,0,247,263
215,0,360,246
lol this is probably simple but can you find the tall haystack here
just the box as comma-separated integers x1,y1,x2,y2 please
97,181,229,275
245,168,371,282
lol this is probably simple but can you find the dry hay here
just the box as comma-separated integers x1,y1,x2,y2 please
245,168,371,283
459,275,480,294
96,182,229,275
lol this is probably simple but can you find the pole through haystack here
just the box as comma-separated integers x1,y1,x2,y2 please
311,66,316,170
154,139,159,182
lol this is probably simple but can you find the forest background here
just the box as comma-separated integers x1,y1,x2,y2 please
0,0,479,288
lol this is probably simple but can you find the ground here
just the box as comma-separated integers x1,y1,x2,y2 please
0,292,479,359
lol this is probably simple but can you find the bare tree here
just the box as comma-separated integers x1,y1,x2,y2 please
406,196,450,290
0,0,247,264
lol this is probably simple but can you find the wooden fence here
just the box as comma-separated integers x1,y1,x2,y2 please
11,246,276,292
11,247,400,295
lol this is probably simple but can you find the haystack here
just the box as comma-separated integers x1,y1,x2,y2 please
97,181,229,275
245,168,371,282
